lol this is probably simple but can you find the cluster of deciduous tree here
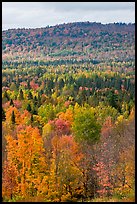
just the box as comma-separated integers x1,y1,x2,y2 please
2,22,135,63
2,60,135,112
2,95,135,202
2,21,135,202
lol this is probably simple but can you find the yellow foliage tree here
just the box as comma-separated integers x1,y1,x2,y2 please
6,106,21,125
57,109,74,126
48,134,83,201
3,125,48,199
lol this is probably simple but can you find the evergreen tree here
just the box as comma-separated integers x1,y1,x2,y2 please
27,91,33,100
3,91,10,102
10,99,14,107
37,93,41,107
2,108,6,121
33,96,38,106
11,111,16,124
19,89,24,100
39,89,43,95
27,80,31,89
32,107,38,115
14,95,17,100
107,91,118,109
31,114,34,123
26,103,32,113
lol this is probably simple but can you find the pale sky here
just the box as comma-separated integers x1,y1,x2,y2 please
2,2,135,30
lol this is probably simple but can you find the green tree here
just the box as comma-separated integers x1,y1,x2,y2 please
26,103,32,113
10,82,17,92
107,90,118,109
31,114,34,123
2,108,6,121
10,99,14,107
27,91,33,100
27,80,31,89
3,91,10,103
37,93,41,107
18,89,24,100
33,96,38,106
72,109,101,143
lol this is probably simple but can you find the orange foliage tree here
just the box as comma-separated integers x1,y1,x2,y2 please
2,125,48,200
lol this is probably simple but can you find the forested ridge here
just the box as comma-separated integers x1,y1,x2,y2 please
2,22,135,202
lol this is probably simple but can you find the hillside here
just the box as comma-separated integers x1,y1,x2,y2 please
2,22,135,63
2,22,135,202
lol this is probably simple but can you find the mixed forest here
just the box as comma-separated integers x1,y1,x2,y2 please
2,22,135,202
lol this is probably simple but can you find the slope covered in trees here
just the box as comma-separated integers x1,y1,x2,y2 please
2,22,135,62
2,22,135,202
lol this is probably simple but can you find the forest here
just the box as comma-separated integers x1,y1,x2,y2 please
2,22,135,202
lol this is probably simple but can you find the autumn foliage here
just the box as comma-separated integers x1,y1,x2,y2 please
2,22,135,202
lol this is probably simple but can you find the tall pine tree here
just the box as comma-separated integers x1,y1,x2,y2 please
11,111,16,124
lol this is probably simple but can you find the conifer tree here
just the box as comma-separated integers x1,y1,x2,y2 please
19,89,24,100
10,99,14,107
2,108,6,121
26,103,32,113
31,114,34,123
3,91,10,102
28,91,33,100
11,111,16,124
33,96,38,106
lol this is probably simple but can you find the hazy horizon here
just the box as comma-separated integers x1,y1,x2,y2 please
2,21,135,32
2,2,135,31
